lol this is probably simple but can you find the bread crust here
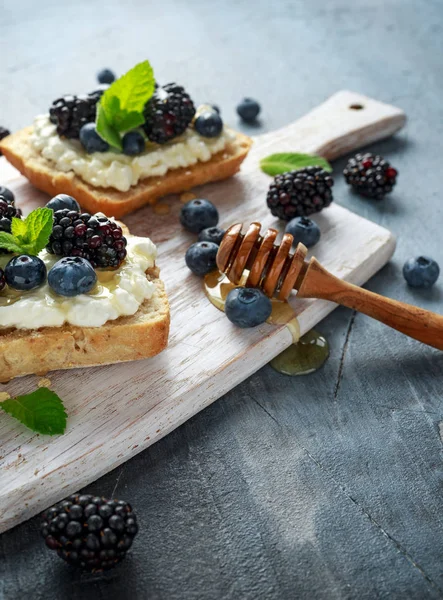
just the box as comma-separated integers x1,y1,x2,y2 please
0,127,252,218
0,267,170,383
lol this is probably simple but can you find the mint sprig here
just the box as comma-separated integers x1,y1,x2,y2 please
0,207,53,255
1,388,67,435
260,152,332,176
96,60,155,150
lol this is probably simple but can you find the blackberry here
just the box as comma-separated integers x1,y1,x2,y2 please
0,193,22,233
143,83,195,144
343,153,398,199
41,494,138,571
49,94,100,139
0,126,10,155
47,210,127,269
266,167,334,220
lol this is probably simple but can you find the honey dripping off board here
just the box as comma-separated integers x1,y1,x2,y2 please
0,91,403,532
203,270,328,375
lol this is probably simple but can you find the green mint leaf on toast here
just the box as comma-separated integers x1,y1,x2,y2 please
96,60,155,144
96,104,123,150
102,60,155,117
0,232,25,254
113,109,145,133
0,388,67,435
0,207,53,255
260,153,332,176
24,207,53,250
10,217,28,242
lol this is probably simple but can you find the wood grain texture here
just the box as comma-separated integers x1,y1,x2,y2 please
0,90,402,533
297,258,443,350
2,1,443,598
217,223,443,348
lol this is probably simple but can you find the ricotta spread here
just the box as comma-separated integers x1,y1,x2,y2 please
0,235,157,329
31,114,234,192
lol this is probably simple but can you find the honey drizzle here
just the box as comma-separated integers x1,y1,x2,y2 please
204,270,330,375
153,203,171,215
180,192,197,204
204,271,300,342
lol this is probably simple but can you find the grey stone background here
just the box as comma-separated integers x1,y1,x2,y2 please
1,0,443,598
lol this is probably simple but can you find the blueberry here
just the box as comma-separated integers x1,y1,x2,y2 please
194,111,223,138
236,98,261,123
212,105,221,114
97,68,115,85
5,255,46,291
48,257,97,296
180,198,219,233
185,241,218,276
403,256,440,288
285,217,321,248
0,186,14,204
225,287,272,328
79,123,110,153
198,226,225,246
46,194,80,213
122,131,145,156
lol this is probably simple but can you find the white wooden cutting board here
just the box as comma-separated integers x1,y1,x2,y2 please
0,91,405,533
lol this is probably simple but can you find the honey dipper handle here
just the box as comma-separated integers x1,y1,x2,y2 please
297,259,443,350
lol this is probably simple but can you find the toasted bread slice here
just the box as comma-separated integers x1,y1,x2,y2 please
0,127,252,219
0,266,169,383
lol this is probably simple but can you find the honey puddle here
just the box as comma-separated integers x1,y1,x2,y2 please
153,203,171,216
204,271,329,376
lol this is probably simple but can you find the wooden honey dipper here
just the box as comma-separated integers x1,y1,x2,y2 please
216,223,443,351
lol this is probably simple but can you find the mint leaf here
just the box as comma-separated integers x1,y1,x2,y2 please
260,153,332,176
0,207,53,256
11,217,28,242
24,207,53,251
0,232,24,253
113,109,145,133
102,60,155,117
0,388,67,435
96,104,122,150
97,60,155,144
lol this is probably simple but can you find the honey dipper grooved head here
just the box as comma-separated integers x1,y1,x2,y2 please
216,223,308,301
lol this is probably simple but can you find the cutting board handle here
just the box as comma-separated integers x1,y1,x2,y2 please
297,258,443,350
247,90,406,164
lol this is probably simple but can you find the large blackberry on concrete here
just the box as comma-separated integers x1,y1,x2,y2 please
266,166,334,220
49,94,100,139
41,494,138,571
343,153,398,199
47,210,127,269
143,83,195,144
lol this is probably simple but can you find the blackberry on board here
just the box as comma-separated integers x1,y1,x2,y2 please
49,94,100,139
143,83,195,144
0,193,22,233
41,494,139,571
343,153,398,199
266,166,334,220
47,210,127,269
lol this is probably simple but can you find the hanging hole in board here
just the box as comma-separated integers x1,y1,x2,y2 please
349,104,364,110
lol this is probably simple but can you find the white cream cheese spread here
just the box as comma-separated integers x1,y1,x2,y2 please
30,114,234,192
0,235,157,329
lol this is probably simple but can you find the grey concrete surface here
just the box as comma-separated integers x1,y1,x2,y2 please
1,0,442,598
